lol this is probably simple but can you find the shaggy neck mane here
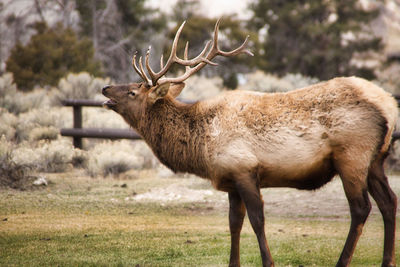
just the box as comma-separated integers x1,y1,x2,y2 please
135,98,212,177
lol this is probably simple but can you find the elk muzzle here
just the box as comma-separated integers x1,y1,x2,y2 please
102,85,111,94
102,85,117,109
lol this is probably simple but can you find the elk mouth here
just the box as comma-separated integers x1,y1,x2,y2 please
103,99,117,109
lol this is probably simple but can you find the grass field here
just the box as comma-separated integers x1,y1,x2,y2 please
1,170,399,267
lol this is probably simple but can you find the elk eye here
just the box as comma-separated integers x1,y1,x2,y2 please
128,91,136,96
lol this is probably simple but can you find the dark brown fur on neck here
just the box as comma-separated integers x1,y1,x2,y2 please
136,97,213,177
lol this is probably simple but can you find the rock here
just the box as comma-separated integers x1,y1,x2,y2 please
33,176,48,186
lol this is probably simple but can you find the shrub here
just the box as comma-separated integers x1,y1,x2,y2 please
29,126,59,142
0,137,32,189
83,107,128,129
86,140,155,177
238,71,294,92
376,63,400,94
0,73,21,114
0,73,52,114
6,22,102,91
13,139,75,173
179,75,223,100
0,110,18,141
15,107,71,142
56,72,110,101
71,149,89,169
238,71,319,93
281,73,319,89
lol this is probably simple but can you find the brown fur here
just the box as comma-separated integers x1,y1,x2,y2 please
103,76,398,267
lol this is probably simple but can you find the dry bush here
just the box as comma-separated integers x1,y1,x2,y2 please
376,63,400,94
83,107,128,129
29,126,59,142
13,139,76,173
179,75,224,100
0,73,20,113
87,140,156,177
0,109,18,141
238,71,293,92
0,73,52,114
0,136,33,189
238,71,319,93
71,148,89,168
281,73,320,89
56,72,110,101
15,107,71,142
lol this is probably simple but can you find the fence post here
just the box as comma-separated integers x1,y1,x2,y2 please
73,105,83,149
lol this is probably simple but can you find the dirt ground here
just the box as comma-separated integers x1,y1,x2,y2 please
131,169,400,218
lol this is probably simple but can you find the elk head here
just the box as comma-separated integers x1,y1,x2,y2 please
102,19,253,128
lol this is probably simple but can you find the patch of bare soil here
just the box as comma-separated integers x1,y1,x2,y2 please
132,173,400,218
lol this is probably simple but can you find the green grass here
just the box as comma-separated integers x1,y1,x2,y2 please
0,171,398,266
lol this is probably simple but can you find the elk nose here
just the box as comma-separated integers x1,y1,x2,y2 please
102,85,111,94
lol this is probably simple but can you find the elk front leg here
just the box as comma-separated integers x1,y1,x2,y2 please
228,191,246,267
235,173,274,267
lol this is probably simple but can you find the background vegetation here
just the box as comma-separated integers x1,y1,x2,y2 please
2,0,400,90
1,0,400,266
6,22,102,91
249,0,383,80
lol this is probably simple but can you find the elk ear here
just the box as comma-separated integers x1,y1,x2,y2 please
168,82,185,98
149,82,170,102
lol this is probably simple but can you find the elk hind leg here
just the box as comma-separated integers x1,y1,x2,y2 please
228,191,246,267
336,163,372,267
367,154,397,267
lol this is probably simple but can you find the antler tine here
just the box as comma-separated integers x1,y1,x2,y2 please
160,54,164,69
184,42,190,72
145,46,157,84
180,41,217,69
145,20,217,85
138,56,152,86
132,52,140,76
132,52,149,84
209,18,253,58
141,20,187,86
157,18,253,85
211,18,221,53
140,18,252,86
174,40,217,66
218,35,254,57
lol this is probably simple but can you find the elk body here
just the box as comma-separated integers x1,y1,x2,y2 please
102,20,398,267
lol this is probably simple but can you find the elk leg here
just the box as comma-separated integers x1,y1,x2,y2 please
367,156,397,267
228,191,246,267
235,175,274,267
336,177,372,267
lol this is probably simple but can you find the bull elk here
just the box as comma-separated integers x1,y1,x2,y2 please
102,19,398,267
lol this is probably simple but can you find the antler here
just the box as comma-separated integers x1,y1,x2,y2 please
132,18,254,87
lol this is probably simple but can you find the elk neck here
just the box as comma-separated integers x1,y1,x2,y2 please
136,97,214,177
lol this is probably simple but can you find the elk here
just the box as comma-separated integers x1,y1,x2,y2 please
102,19,398,267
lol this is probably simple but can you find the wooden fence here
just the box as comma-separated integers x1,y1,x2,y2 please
61,97,400,149
60,99,141,148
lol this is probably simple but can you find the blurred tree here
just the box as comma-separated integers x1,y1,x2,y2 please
6,22,102,91
171,0,198,22
249,0,383,80
75,0,166,82
165,2,258,89
0,0,80,75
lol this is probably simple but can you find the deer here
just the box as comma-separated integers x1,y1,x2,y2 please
102,19,398,267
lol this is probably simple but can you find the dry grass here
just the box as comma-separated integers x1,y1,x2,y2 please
1,170,399,267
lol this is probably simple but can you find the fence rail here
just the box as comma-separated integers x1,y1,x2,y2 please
60,99,141,148
61,96,400,149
